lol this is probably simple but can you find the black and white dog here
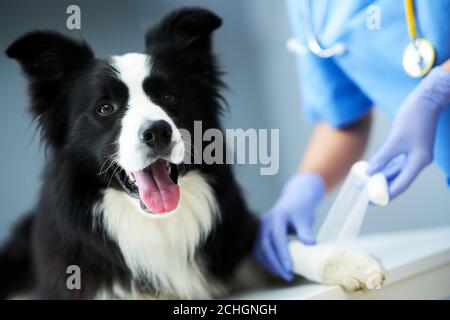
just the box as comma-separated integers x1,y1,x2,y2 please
1,7,385,299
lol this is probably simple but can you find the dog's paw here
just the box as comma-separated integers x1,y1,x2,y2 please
321,249,386,291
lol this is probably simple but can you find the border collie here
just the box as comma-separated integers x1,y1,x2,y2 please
1,7,385,299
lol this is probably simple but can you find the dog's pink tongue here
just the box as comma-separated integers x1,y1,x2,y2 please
133,161,180,214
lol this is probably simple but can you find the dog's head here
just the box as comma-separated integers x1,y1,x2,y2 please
7,7,223,215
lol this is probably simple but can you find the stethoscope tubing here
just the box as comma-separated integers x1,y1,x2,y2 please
287,0,435,78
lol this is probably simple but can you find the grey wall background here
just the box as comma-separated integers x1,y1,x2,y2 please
0,0,448,242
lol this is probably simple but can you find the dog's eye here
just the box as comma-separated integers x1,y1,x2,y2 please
163,94,178,106
97,104,115,116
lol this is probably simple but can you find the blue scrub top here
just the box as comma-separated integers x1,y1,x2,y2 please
286,0,450,186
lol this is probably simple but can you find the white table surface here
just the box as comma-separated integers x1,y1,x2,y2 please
232,226,450,300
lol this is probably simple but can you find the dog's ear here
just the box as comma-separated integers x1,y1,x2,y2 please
6,31,94,80
145,7,222,61
6,31,94,148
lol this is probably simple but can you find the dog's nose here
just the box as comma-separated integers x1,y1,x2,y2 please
139,120,172,149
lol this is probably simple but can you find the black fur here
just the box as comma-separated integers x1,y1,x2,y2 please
2,7,257,299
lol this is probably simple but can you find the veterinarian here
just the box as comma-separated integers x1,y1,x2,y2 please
253,0,450,281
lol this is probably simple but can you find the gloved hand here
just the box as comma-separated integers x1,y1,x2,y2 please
252,173,325,281
367,66,450,199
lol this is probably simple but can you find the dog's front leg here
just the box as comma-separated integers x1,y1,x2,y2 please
288,240,386,291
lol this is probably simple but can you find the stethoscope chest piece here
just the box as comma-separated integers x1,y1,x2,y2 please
402,38,435,78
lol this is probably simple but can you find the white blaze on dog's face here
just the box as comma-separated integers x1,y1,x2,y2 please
111,53,185,215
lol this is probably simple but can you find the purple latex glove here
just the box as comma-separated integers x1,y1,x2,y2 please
367,66,450,199
252,173,325,281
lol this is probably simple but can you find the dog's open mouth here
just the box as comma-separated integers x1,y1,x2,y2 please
115,159,180,215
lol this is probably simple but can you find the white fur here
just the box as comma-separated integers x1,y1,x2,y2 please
94,171,224,299
111,53,184,172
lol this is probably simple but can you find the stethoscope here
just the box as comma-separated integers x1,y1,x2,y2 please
286,0,435,78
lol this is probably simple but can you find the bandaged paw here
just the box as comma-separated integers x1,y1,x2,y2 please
289,241,386,292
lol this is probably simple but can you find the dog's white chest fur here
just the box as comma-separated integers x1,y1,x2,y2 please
95,171,223,299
